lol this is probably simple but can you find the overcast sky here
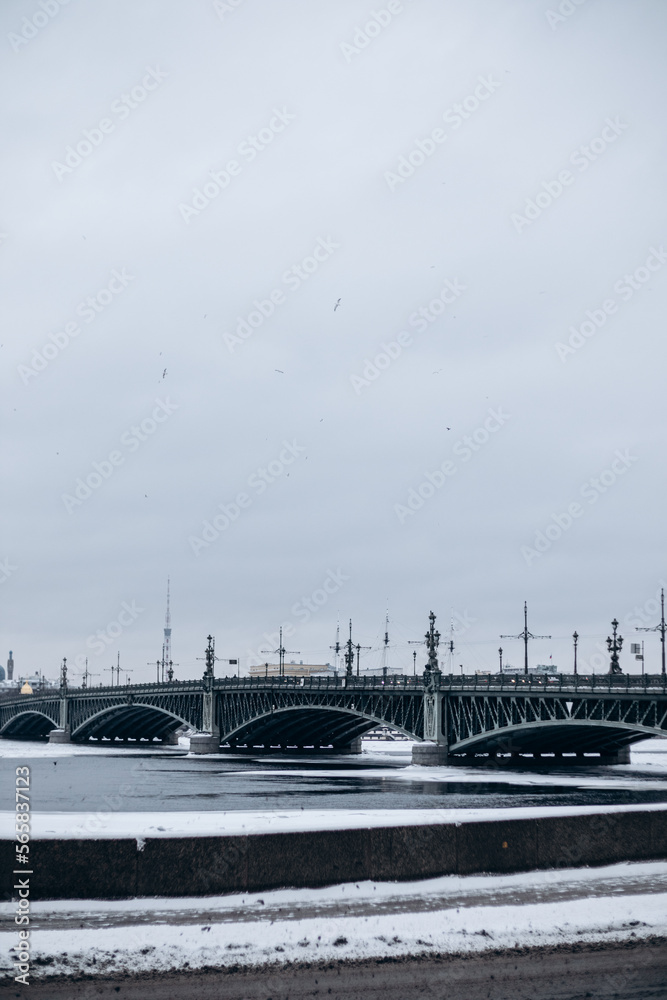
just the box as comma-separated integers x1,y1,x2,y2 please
2,0,667,684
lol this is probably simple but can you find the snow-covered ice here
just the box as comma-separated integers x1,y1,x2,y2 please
1,800,666,840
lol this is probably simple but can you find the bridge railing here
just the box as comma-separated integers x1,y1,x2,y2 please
213,675,424,690
2,672,665,702
439,672,667,692
212,672,667,692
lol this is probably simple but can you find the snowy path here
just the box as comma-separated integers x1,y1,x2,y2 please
2,861,666,980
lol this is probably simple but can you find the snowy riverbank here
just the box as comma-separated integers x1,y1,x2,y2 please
2,861,665,980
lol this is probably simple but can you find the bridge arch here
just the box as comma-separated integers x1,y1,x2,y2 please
0,710,60,740
72,703,191,741
222,705,415,748
450,719,661,756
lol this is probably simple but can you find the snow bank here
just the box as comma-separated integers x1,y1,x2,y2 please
1,863,665,978
1,801,666,840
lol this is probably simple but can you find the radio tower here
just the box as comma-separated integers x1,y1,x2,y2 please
163,578,172,680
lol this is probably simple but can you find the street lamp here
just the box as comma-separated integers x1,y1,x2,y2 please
573,631,578,675
606,619,623,674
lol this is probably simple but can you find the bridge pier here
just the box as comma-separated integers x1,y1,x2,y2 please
412,742,451,765
48,692,71,743
189,733,221,754
594,748,631,764
48,728,71,744
412,688,450,765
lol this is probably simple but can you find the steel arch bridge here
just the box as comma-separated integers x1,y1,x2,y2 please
0,677,423,749
444,684,667,755
0,673,666,759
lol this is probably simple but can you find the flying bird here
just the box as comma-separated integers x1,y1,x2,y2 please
334,298,341,311
275,369,284,373
162,369,167,378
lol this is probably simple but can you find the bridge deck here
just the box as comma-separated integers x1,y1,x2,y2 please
1,674,665,755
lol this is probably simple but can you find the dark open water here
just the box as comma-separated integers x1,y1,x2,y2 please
2,742,666,813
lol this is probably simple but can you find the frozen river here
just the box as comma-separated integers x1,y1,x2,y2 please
1,737,666,814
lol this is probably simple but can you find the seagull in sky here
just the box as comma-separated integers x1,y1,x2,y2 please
334,298,341,311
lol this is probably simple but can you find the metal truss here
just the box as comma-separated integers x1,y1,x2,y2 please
447,690,667,754
0,697,60,738
1,674,665,752
217,686,424,745
69,687,203,738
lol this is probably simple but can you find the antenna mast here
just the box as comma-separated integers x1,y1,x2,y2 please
163,577,172,679
501,601,551,675
447,610,456,672
330,614,341,674
381,607,390,677
636,587,667,675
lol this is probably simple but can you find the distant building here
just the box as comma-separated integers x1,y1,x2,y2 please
15,673,57,691
0,664,4,681
357,667,406,677
7,651,14,681
500,664,558,674
249,661,334,678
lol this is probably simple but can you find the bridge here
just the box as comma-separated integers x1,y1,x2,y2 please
1,671,666,764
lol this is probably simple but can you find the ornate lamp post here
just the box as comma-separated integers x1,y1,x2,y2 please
498,646,503,673
573,631,578,675
606,619,623,674
424,611,441,680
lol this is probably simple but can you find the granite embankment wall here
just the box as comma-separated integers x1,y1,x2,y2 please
3,809,665,900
